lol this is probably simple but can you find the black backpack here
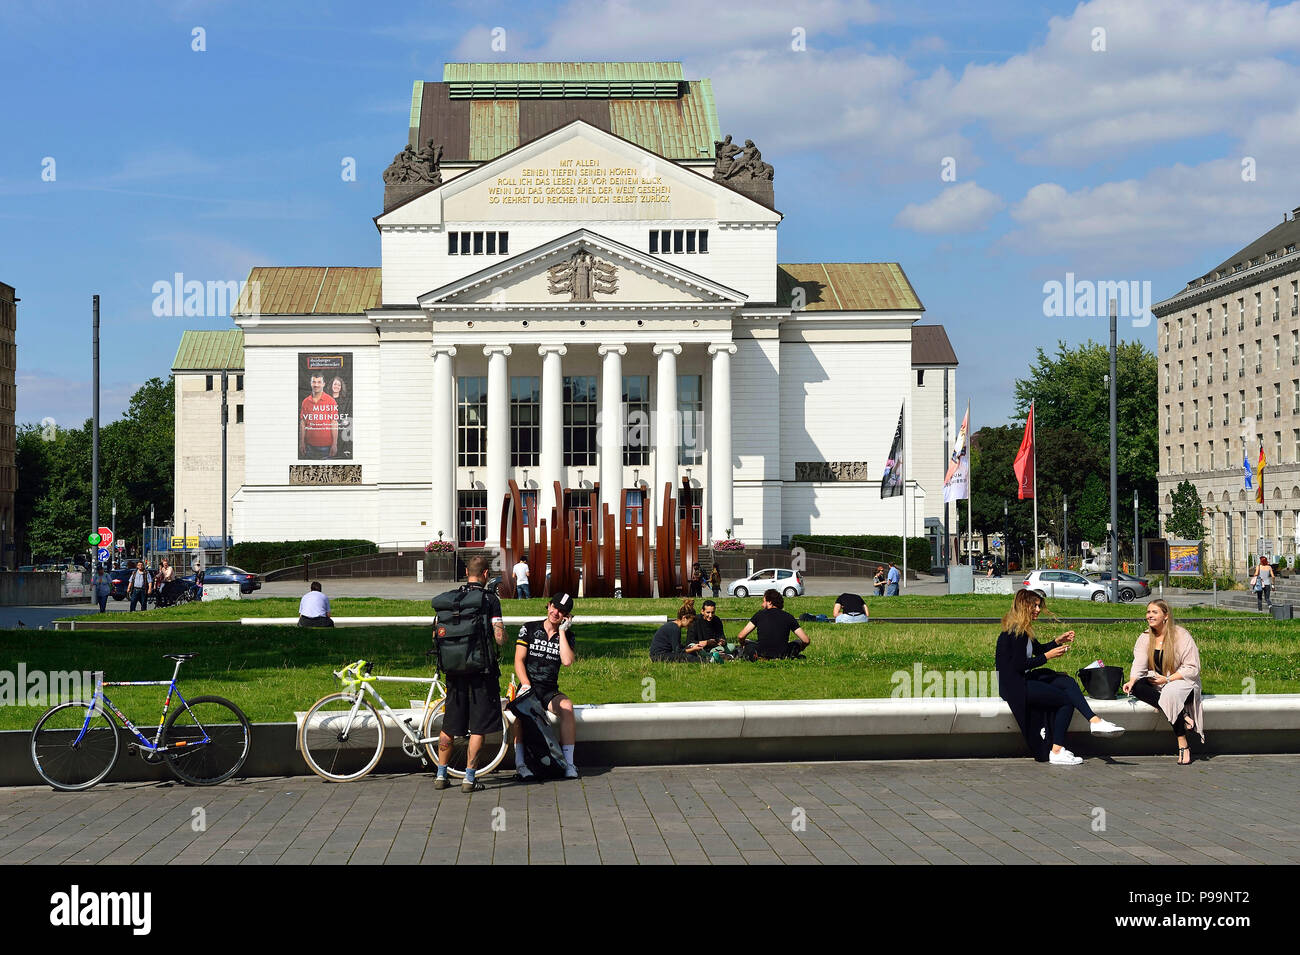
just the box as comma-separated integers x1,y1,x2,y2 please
507,688,568,779
431,585,498,677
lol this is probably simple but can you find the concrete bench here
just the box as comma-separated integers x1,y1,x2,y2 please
246,615,667,627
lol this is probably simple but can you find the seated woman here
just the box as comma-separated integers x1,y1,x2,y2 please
833,592,868,623
994,589,1125,765
649,600,705,662
1122,599,1204,765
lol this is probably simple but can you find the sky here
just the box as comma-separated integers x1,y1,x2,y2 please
5,0,1300,432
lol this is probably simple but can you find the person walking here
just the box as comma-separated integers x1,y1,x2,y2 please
708,565,721,598
93,565,112,613
512,555,531,599
127,561,151,612
1251,555,1274,611
1122,600,1205,765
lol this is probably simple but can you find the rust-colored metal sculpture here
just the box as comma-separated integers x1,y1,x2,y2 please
619,488,654,598
497,479,548,600
548,480,579,597
654,479,700,598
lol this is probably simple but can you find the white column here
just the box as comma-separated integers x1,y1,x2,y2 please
484,345,512,547
431,345,457,545
653,343,681,526
709,343,736,541
539,345,567,520
598,344,626,537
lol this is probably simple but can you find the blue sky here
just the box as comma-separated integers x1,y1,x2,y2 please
5,0,1300,432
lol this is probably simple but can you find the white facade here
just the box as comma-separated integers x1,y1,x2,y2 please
174,371,245,540
221,121,954,550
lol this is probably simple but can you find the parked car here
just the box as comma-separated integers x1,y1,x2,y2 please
109,568,133,600
1080,551,1113,574
727,568,804,598
181,565,261,594
1020,569,1110,602
1085,571,1151,603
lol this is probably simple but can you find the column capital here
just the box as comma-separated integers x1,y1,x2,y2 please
483,344,513,357
598,343,628,357
538,344,568,357
708,342,738,357
653,343,682,357
431,345,458,358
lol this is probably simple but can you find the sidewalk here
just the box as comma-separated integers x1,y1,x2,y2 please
3,755,1297,865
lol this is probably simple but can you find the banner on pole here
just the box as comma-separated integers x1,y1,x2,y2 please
1013,402,1035,500
943,403,970,503
880,404,905,499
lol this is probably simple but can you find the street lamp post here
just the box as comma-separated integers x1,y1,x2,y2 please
1133,489,1140,577
1063,495,1069,570
111,499,116,570
1003,499,1009,567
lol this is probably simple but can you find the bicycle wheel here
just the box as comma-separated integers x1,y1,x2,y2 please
300,693,384,782
421,698,508,778
31,701,120,791
163,696,251,786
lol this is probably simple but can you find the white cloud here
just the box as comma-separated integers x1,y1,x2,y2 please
895,181,1004,233
17,371,137,429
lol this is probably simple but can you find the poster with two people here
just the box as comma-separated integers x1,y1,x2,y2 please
298,353,353,459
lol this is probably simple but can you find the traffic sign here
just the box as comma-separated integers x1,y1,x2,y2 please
88,533,101,546
98,527,113,548
97,547,110,563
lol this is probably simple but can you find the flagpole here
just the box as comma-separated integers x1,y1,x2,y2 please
966,400,973,564
1032,399,1039,568
902,397,908,592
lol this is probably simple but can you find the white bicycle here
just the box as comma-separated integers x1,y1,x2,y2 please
298,659,514,783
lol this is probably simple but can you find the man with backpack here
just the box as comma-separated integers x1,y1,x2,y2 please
514,592,578,780
432,555,505,793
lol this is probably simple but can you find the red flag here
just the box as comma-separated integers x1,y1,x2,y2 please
1014,401,1035,499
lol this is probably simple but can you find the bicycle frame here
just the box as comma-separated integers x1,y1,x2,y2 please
77,658,210,754
336,665,445,747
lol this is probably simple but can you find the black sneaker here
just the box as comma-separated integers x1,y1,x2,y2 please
433,776,449,790
461,778,485,793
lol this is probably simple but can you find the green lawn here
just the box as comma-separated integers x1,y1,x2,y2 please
69,592,1254,623
4,615,1297,730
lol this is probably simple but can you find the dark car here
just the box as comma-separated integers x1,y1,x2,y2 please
183,565,261,594
1085,571,1152,602
109,568,133,600
976,555,1006,576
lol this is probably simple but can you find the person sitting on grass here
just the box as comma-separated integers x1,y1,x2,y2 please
649,599,705,662
735,589,810,660
832,591,868,623
298,580,334,628
687,598,727,652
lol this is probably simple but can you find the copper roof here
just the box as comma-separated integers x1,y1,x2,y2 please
410,63,721,162
172,330,244,372
230,267,382,316
777,263,923,312
911,325,958,366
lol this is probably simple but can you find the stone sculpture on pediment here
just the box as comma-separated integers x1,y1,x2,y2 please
548,250,618,302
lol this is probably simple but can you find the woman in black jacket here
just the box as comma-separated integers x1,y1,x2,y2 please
995,589,1125,765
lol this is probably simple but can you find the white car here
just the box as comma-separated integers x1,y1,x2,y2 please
728,568,804,598
1020,569,1110,602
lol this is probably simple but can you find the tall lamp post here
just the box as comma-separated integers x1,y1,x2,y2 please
1133,489,1140,577
111,499,116,570
1063,495,1069,570
1003,499,1009,568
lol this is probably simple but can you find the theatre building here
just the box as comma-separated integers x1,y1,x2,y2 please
199,62,957,552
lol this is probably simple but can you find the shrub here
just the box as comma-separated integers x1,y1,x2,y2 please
227,539,376,573
791,535,930,563
712,538,745,551
425,540,455,554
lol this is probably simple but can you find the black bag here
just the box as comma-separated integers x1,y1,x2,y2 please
432,585,498,677
507,688,568,779
1076,665,1124,700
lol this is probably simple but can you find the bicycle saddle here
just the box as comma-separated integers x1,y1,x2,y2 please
164,652,199,661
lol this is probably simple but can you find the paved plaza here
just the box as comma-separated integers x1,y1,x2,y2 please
2,755,1297,865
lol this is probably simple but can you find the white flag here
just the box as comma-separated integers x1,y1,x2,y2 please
943,404,970,502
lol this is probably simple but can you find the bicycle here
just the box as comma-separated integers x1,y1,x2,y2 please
298,658,514,783
30,653,252,791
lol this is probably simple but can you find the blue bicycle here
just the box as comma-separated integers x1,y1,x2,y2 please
30,653,251,791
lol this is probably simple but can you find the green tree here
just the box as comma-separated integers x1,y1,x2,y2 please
1013,339,1159,545
1165,479,1205,541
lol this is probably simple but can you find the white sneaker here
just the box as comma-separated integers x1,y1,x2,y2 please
564,763,579,779
1090,719,1125,737
1049,748,1083,765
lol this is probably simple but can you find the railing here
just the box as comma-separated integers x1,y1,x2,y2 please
252,541,416,575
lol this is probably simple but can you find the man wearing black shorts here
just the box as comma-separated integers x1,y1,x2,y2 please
434,555,505,793
514,592,578,779
735,588,810,660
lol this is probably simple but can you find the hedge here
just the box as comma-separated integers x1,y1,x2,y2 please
227,539,377,573
791,535,933,564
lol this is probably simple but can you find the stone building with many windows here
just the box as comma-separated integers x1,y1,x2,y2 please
1153,206,1300,572
176,62,960,553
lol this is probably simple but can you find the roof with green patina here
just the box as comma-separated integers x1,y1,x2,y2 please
229,267,382,316
777,263,925,312
171,330,244,372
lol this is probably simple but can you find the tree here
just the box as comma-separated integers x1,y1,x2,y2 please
1165,480,1205,541
1013,339,1159,546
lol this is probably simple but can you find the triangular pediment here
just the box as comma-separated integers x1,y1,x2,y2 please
417,229,746,310
376,119,782,227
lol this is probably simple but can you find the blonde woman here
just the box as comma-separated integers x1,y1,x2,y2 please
1122,599,1204,765
995,589,1125,765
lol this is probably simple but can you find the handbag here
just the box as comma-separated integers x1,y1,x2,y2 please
1076,665,1123,700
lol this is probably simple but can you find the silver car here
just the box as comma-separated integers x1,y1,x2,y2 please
728,568,804,598
1020,569,1110,602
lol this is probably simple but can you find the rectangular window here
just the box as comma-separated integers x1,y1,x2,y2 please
698,229,708,253
1277,432,1283,462
236,374,244,391
673,230,684,253
563,375,598,466
1193,443,1199,470
235,404,244,424
510,376,540,467
486,231,496,255
457,376,487,467
678,374,703,466
649,231,659,253
457,489,487,547
917,369,925,387
473,231,483,254
1257,387,1264,418
623,375,651,466
449,233,458,255
519,489,537,527
1276,383,1282,416
205,375,213,391
563,489,594,542
686,230,696,253
1275,335,1281,367
460,232,471,255
624,488,644,526
498,232,508,255
677,486,703,538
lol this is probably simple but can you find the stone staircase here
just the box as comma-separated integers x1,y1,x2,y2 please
1206,576,1300,613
